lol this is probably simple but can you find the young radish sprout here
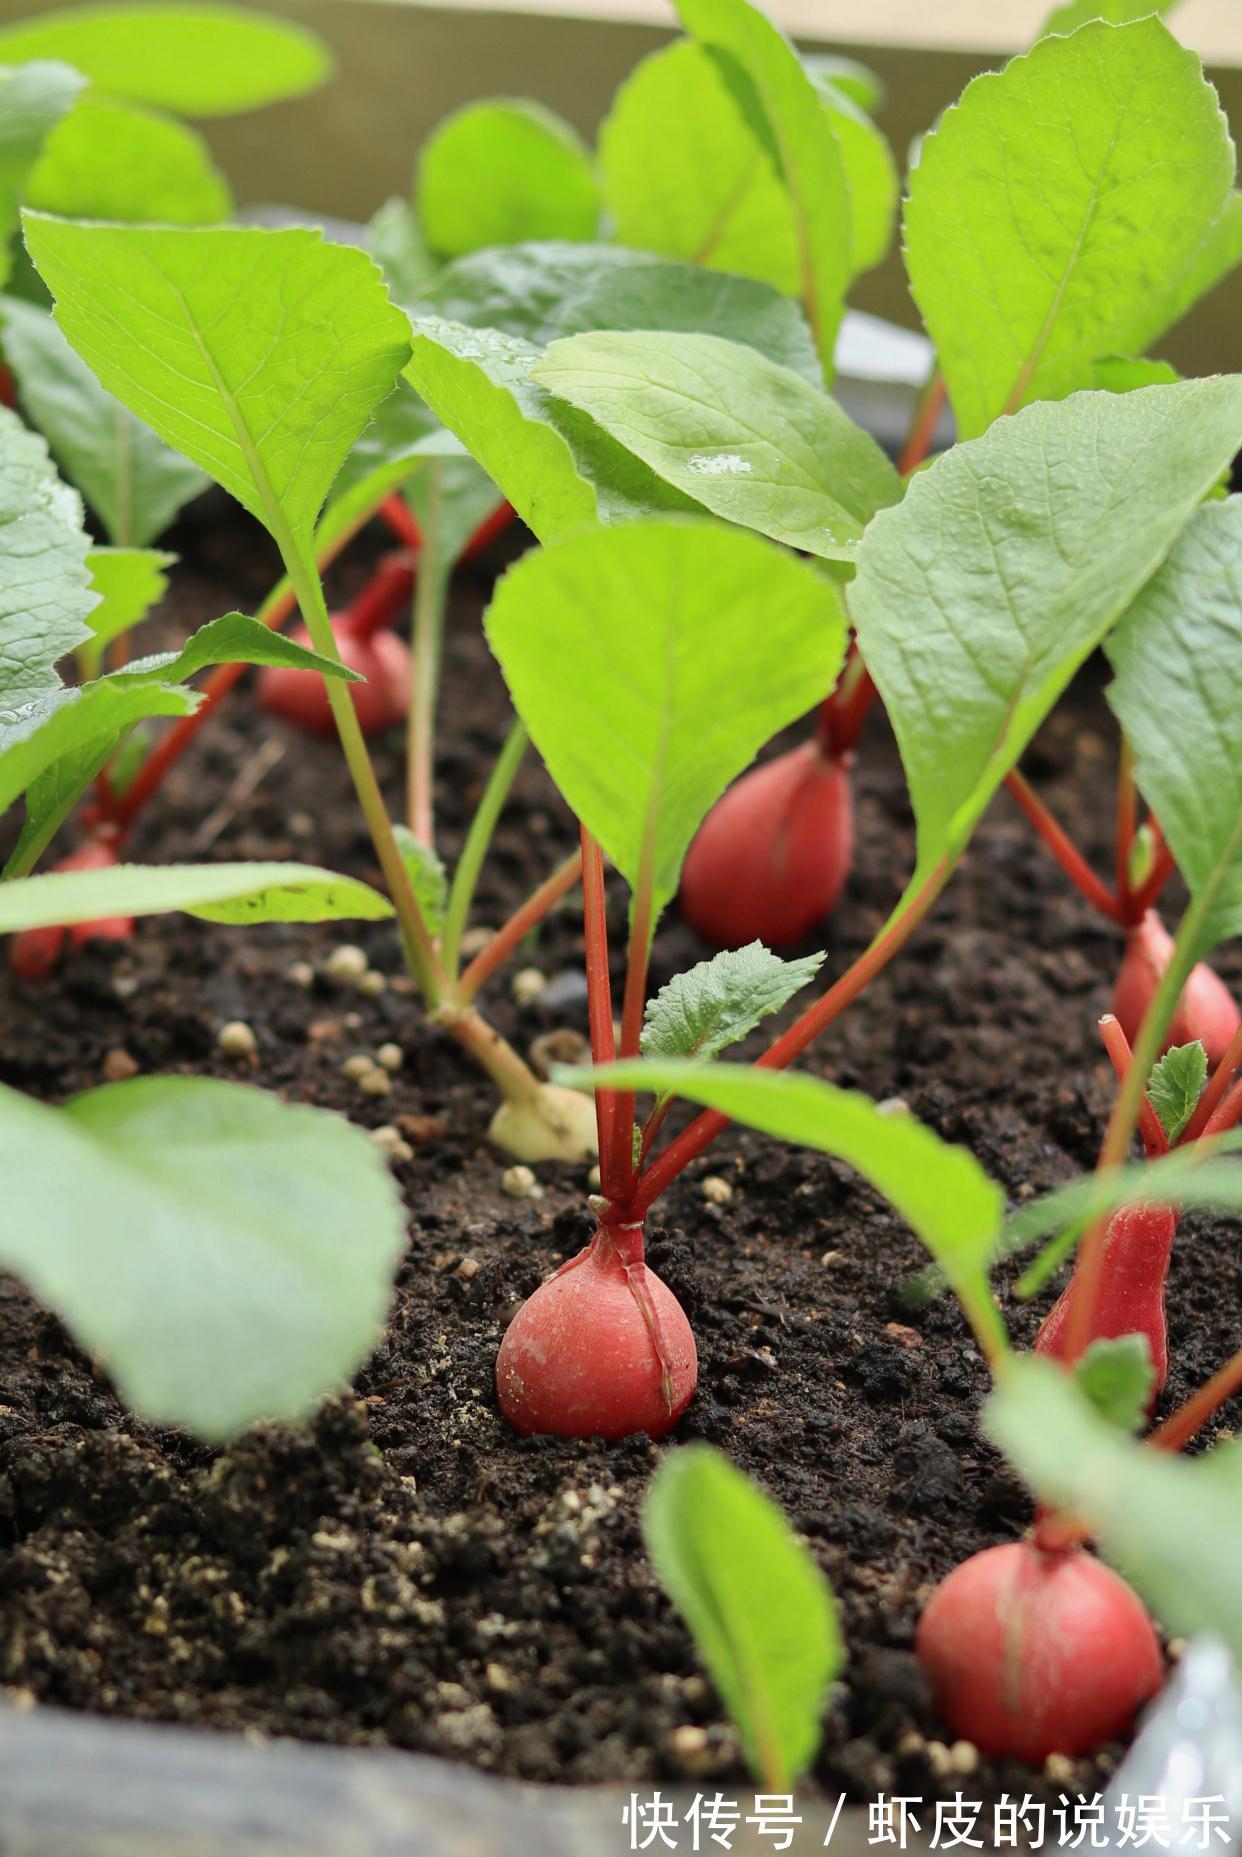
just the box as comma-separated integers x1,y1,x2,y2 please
8,217,598,1162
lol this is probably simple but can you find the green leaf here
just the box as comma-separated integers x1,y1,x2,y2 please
0,1075,401,1439
393,825,448,940
801,53,883,115
1123,193,1242,352
565,1059,1007,1358
643,1445,841,1789
0,6,332,116
405,455,501,578
534,329,902,561
418,239,822,385
326,378,444,521
405,316,696,544
0,60,83,285
1148,1042,1208,1144
809,73,896,276
987,1356,1242,1660
0,403,94,707
416,100,599,261
78,545,173,674
22,218,413,552
670,0,852,370
485,520,845,913
1,294,208,545
25,97,231,224
365,196,437,308
1041,0,1184,34
1106,497,1242,956
848,380,1242,904
1073,1335,1154,1433
1090,355,1180,394
0,860,393,933
904,21,1234,438
642,941,824,1063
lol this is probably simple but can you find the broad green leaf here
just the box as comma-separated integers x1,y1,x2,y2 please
1107,498,1242,955
669,0,850,370
1091,355,1180,394
0,860,393,933
327,378,444,519
566,1059,1007,1357
534,329,901,561
987,1357,1242,1659
1041,0,1184,34
807,73,896,276
78,546,173,674
393,824,448,940
22,218,413,551
644,1445,840,1789
641,941,824,1063
1148,1042,1208,1144
848,381,1242,903
405,316,696,544
0,1075,401,1439
1123,193,1242,353
418,239,822,385
0,60,83,284
485,521,844,912
1,294,208,545
366,196,437,308
1073,1335,1154,1434
0,403,94,707
26,97,231,224
416,101,599,261
801,53,882,115
0,6,332,116
904,21,1234,438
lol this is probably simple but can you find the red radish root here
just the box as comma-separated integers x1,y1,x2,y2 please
496,1223,696,1440
258,554,416,737
917,1540,1163,1761
1112,911,1240,1066
1035,1201,1178,1409
8,836,132,980
680,742,853,948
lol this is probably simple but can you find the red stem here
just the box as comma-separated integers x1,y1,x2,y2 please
380,494,421,548
461,501,516,562
1005,769,1126,924
630,860,950,1218
1151,1345,1242,1454
1185,1021,1242,1143
608,858,654,1198
1130,832,1178,920
581,828,619,1190
898,371,946,478
455,850,583,1004
342,551,416,640
1202,1077,1242,1142
1098,1014,1168,1158
817,643,877,757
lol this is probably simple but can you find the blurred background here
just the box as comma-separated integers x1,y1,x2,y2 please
0,0,1239,371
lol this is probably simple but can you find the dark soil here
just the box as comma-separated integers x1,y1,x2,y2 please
1,499,1238,1807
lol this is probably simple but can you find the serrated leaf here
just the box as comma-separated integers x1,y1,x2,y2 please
1041,0,1184,34
0,403,94,708
416,100,599,261
1,294,208,545
1106,498,1242,957
393,825,448,940
0,60,83,286
405,316,696,544
669,0,851,371
848,381,1242,905
0,6,332,117
1073,1335,1155,1434
22,218,413,551
987,1357,1242,1660
644,1445,841,1789
1148,1042,1208,1143
0,1076,401,1439
0,861,393,934
534,329,901,561
485,521,844,914
565,1059,1007,1358
642,942,824,1063
905,20,1234,438
78,546,173,674
26,97,231,224
417,240,822,385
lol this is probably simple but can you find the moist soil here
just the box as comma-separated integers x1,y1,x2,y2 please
1,498,1238,1810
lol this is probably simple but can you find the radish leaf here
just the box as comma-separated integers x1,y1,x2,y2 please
0,404,94,706
0,861,393,933
485,521,844,913
642,942,824,1063
0,1076,401,1439
644,1445,841,1790
26,96,231,223
22,219,412,551
1073,1336,1154,1434
417,101,599,261
78,546,174,674
905,21,1233,438
534,329,902,561
0,59,83,282
1148,1042,1208,1144
393,826,448,941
